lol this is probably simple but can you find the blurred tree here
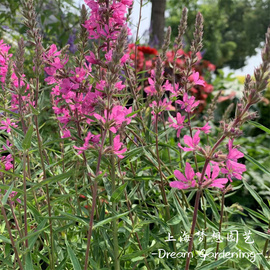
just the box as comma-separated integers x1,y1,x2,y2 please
166,0,270,69
0,0,80,55
150,0,166,48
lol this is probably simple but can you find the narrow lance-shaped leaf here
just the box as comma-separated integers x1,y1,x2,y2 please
22,125,34,150
2,182,14,205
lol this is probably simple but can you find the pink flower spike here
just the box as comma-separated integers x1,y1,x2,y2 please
189,71,205,86
176,93,200,113
113,135,127,159
178,130,200,152
221,160,246,182
170,162,196,190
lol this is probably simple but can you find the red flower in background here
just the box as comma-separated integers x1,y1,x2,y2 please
138,46,158,55
127,43,216,112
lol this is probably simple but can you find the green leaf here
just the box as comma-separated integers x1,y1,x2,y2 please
126,109,140,118
0,108,19,116
29,169,74,191
172,195,191,232
196,243,236,270
111,182,128,202
0,235,11,244
57,212,89,227
2,182,14,205
16,223,50,247
28,220,48,250
29,104,39,115
65,240,82,270
142,225,149,249
243,181,270,219
56,257,69,270
13,136,23,151
93,211,130,229
0,169,23,179
167,215,182,226
249,121,270,135
22,125,34,150
204,190,220,223
244,154,270,176
25,253,34,270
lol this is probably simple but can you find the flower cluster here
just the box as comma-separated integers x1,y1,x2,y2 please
42,1,134,160
170,134,246,190
83,0,132,49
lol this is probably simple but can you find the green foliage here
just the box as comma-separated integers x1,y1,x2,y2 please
166,0,270,69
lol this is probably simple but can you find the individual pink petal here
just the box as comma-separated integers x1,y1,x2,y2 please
185,163,195,180
193,130,200,146
183,135,193,148
205,164,211,179
210,178,228,188
170,181,186,190
174,170,186,182
212,165,220,180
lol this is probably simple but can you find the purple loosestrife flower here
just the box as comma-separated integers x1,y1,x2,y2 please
189,71,205,86
168,112,185,138
74,131,101,154
0,119,18,133
221,160,246,182
200,165,228,188
170,163,197,190
1,154,13,171
0,190,21,204
227,139,244,161
176,93,200,113
178,130,201,152
195,122,211,134
113,135,127,159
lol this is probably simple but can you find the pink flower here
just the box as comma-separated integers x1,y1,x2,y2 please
195,122,211,134
85,51,99,64
170,163,197,190
221,160,246,182
168,113,185,138
120,53,129,64
74,131,100,154
176,93,200,113
189,71,205,86
43,44,61,61
94,106,135,133
163,80,182,97
115,81,125,91
62,129,71,138
178,130,200,152
149,99,172,115
227,139,244,161
60,78,79,94
113,135,126,159
105,49,113,62
1,154,13,171
0,119,18,133
0,189,21,204
201,165,228,188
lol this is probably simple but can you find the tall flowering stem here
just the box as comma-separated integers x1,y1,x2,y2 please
22,0,55,267
84,129,107,270
1,204,24,270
